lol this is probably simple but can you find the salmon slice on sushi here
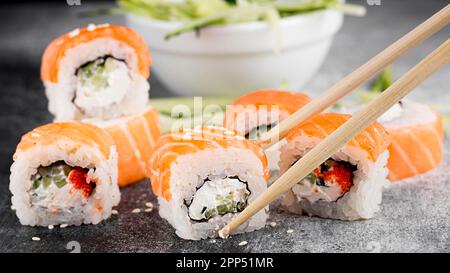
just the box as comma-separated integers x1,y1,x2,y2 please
280,113,390,220
41,24,151,121
224,89,311,174
225,89,311,139
10,122,120,226
89,106,161,187
377,100,444,181
338,99,444,181
148,126,269,240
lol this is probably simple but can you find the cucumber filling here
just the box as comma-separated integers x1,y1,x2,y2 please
30,161,95,211
74,56,131,112
32,162,71,190
186,176,250,221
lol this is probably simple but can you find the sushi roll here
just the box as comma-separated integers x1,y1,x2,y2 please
280,113,390,220
378,100,444,180
224,89,311,139
224,90,311,174
41,24,151,121
337,100,444,181
148,126,269,240
10,122,120,226
89,106,161,187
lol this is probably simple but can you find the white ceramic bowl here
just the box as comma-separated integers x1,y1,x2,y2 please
125,10,343,96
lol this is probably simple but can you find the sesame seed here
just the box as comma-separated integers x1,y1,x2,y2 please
111,210,119,215
87,24,96,31
144,208,153,212
60,224,68,228
68,28,80,38
210,239,216,243
145,202,153,208
286,229,294,234
269,222,277,228
48,225,54,230
132,208,141,213
32,237,40,241
238,241,248,246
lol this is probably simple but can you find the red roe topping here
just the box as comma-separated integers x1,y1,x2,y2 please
68,167,95,197
313,160,355,194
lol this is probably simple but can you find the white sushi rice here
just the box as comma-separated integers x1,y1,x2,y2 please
44,37,149,121
379,100,438,128
338,100,437,128
157,147,268,240
10,140,120,226
280,135,389,220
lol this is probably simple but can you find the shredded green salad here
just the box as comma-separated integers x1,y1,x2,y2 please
113,0,366,39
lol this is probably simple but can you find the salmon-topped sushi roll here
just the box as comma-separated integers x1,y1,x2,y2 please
148,126,269,240
338,100,444,181
280,113,390,220
89,106,161,187
378,100,444,181
224,89,311,139
224,89,311,174
41,24,151,121
10,122,120,226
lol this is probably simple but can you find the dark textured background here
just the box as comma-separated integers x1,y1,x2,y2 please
0,0,449,253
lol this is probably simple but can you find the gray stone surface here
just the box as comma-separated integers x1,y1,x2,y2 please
0,0,449,253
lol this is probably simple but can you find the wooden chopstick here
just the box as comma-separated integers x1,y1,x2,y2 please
258,4,450,149
220,38,450,238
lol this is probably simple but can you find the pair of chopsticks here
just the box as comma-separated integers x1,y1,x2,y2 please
220,4,450,238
